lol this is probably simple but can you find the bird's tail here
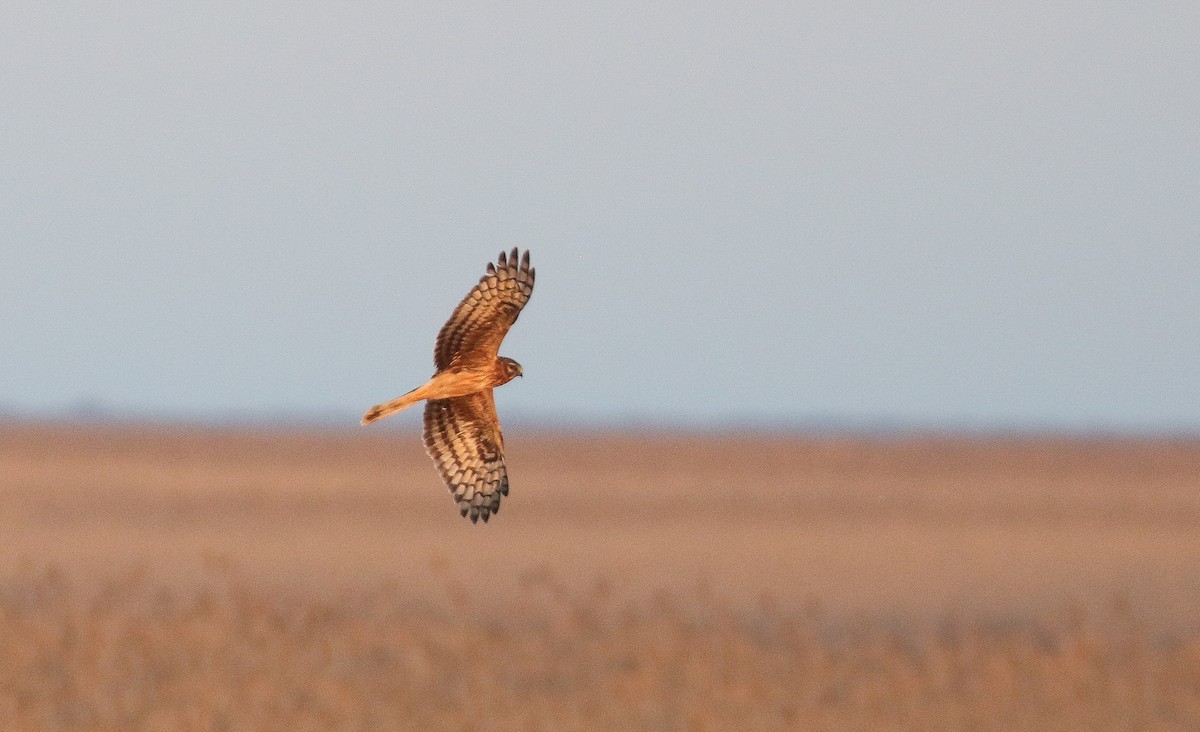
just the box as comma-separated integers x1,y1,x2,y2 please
361,385,427,425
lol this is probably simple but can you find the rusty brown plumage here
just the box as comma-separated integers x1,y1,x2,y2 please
423,390,508,522
361,248,534,523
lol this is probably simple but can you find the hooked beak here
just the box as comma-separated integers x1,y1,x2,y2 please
517,366,524,378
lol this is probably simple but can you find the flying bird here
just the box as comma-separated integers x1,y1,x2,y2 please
361,248,535,523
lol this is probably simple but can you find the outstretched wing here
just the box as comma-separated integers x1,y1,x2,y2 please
433,248,535,370
422,390,509,523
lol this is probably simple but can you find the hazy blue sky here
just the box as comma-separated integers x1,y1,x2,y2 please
3,3,1198,430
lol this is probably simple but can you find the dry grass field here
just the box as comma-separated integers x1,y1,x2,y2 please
1,420,1198,730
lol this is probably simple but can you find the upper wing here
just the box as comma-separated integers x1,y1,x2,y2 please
433,248,535,370
422,389,509,523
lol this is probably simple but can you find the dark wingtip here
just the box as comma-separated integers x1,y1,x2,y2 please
497,250,507,267
486,262,496,274
509,246,518,265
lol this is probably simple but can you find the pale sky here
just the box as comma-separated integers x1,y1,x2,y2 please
2,3,1198,430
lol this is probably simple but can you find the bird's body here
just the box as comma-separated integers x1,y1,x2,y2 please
361,249,535,523
360,358,521,424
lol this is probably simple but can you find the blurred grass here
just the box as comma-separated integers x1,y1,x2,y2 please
2,563,1198,731
3,423,1200,729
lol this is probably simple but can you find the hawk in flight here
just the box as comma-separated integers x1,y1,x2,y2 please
361,249,535,523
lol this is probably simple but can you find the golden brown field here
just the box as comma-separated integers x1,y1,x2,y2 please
1,421,1198,730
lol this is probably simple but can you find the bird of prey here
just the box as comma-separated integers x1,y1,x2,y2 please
361,249,535,523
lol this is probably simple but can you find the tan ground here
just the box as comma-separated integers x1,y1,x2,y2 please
1,421,1198,729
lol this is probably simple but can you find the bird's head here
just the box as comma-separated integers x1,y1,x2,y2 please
498,356,524,383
